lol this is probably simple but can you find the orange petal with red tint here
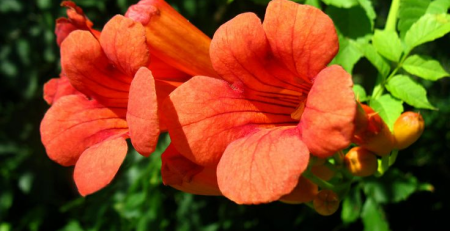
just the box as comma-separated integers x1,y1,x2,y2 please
100,15,149,77
56,1,100,46
125,0,217,77
149,56,190,82
127,67,159,157
61,30,131,107
263,0,338,81
40,95,128,166
164,76,296,166
161,144,221,196
43,74,81,105
217,127,309,204
74,137,128,196
300,65,356,158
211,12,307,93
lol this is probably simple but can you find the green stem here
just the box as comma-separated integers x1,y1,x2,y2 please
377,154,391,176
371,0,402,102
385,0,401,31
389,149,399,166
303,171,336,191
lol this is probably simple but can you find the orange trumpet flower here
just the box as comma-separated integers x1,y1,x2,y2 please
41,0,215,196
164,0,357,204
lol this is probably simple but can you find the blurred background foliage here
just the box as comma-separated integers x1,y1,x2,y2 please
0,0,449,230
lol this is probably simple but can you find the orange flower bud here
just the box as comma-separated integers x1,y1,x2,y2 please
280,177,318,204
393,112,424,150
344,147,378,177
311,165,335,181
352,104,395,156
313,190,340,216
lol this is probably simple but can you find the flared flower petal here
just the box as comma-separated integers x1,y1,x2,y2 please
216,127,309,204
40,95,128,166
163,0,356,204
61,30,130,107
161,144,221,196
100,15,149,77
263,0,338,81
210,12,309,94
61,15,149,107
300,65,356,158
74,137,128,196
126,0,217,77
127,67,160,156
164,76,297,166
43,74,81,105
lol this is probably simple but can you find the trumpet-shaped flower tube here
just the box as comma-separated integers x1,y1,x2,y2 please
41,0,215,195
164,0,356,204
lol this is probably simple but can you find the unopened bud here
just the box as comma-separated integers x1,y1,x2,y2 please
280,177,318,204
344,147,378,177
352,104,395,156
313,190,340,216
393,112,424,150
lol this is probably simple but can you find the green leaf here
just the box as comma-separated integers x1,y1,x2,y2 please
353,84,367,102
357,43,391,77
404,14,450,51
341,186,362,224
305,0,321,9
398,0,431,38
426,0,450,14
372,30,403,62
322,0,358,8
331,38,363,73
403,54,450,80
370,94,404,131
326,5,373,40
363,168,422,204
386,75,436,109
18,172,34,194
361,198,390,231
358,0,376,28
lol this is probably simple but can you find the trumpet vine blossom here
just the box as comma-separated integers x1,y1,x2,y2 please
164,0,357,204
41,0,216,196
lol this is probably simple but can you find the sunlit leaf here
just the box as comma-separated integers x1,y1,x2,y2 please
358,0,376,28
398,0,430,37
403,54,449,81
305,0,321,9
404,14,450,52
361,198,390,231
331,38,363,73
386,75,436,109
426,0,450,14
322,0,358,8
353,84,367,102
372,30,403,62
370,94,404,131
357,43,391,77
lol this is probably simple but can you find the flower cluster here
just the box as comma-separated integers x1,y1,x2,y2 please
41,0,425,215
